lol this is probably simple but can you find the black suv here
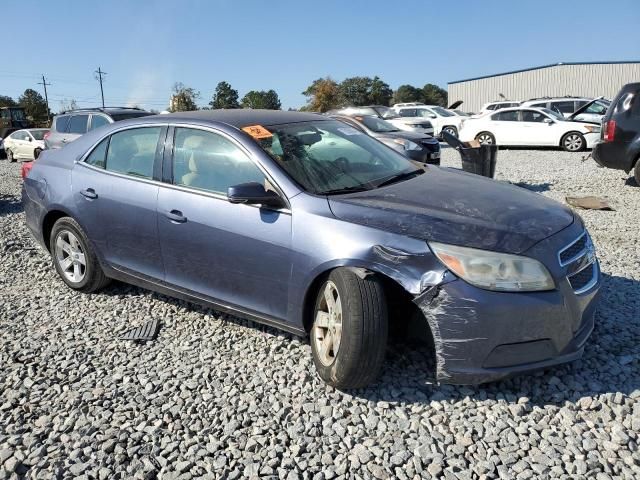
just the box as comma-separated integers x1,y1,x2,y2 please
44,107,154,150
593,83,640,184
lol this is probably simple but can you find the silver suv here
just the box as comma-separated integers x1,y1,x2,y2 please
44,107,153,150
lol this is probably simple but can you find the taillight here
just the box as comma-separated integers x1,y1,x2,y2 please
43,131,51,140
604,120,616,142
21,162,33,180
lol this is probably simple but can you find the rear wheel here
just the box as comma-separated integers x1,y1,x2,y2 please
34,148,42,159
634,158,640,186
442,126,458,137
561,132,585,152
7,149,15,162
311,268,388,389
475,132,495,145
50,217,110,293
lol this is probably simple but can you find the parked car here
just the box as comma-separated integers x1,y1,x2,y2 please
593,83,640,184
3,129,49,162
520,96,610,123
459,107,601,151
330,106,434,136
478,101,521,115
23,110,600,389
45,107,154,150
329,114,441,164
393,104,465,138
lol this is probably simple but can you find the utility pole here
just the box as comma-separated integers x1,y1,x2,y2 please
37,75,52,122
94,67,107,108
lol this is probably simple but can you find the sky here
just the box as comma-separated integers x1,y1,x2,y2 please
2,0,639,111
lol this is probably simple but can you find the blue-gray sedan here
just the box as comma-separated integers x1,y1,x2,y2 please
22,110,601,389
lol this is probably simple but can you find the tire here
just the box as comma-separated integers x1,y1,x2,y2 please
561,132,586,152
34,148,42,159
634,158,640,186
442,126,458,137
475,132,495,145
310,268,388,389
7,149,16,162
50,217,110,293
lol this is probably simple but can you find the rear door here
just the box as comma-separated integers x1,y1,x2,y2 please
490,110,520,144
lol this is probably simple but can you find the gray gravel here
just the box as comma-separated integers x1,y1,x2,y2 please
1,148,639,479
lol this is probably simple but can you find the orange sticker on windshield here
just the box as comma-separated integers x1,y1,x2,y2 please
242,125,273,139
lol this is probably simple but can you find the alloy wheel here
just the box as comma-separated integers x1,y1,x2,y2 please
313,281,343,366
564,134,583,151
477,133,494,145
54,230,86,283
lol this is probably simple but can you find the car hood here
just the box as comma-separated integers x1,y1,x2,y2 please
328,167,574,254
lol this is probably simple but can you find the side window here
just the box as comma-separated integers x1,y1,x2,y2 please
89,115,110,131
398,109,416,117
492,111,519,121
551,101,576,114
531,102,547,109
173,127,266,195
85,137,109,168
417,109,434,118
55,115,70,133
23,132,32,141
105,127,162,179
67,115,89,134
486,104,496,111
521,110,546,122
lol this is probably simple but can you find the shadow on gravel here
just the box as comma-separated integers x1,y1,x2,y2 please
355,273,640,407
0,193,23,216
513,182,553,193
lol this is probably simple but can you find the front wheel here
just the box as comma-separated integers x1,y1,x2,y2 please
561,132,586,152
311,268,388,389
442,126,458,137
34,148,42,159
634,158,640,186
50,217,110,293
475,132,495,145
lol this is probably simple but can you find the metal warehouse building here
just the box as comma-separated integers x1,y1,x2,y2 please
448,61,640,112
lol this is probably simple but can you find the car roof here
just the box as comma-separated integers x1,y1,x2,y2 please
159,109,327,128
56,107,149,116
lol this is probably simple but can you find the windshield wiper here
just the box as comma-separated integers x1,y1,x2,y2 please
375,169,424,188
320,185,371,195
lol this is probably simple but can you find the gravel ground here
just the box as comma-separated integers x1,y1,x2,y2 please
0,148,639,480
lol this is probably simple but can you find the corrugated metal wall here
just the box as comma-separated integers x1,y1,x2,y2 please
448,63,640,112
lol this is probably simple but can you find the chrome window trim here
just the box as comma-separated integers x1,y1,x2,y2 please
557,230,588,267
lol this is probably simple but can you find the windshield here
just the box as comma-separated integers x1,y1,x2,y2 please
430,106,455,117
30,129,48,140
375,106,400,119
257,120,419,195
359,116,400,133
582,101,609,115
10,109,26,121
540,108,564,121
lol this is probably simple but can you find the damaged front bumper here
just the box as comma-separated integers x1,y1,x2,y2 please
414,273,599,384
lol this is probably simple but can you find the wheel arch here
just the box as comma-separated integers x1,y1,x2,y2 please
559,130,585,147
41,208,74,252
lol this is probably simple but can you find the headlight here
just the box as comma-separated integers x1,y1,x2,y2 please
393,138,422,151
429,242,555,292
583,125,600,133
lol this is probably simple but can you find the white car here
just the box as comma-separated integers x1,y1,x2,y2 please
519,97,610,123
478,101,521,115
458,107,600,151
393,104,465,137
3,129,48,162
332,106,435,136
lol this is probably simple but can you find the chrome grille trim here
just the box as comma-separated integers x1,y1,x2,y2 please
558,230,588,267
570,261,599,295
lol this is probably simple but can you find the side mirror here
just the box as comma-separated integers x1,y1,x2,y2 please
27,136,33,141
429,114,437,119
543,118,554,124
227,182,284,208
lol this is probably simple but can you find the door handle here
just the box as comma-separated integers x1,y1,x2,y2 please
80,188,98,199
166,210,187,223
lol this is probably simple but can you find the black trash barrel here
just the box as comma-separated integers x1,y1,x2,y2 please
441,131,498,179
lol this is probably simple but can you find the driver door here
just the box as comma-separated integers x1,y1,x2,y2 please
157,126,293,322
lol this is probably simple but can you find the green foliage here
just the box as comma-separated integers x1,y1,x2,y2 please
302,77,341,112
170,82,199,112
19,89,49,122
422,83,448,106
210,81,240,109
339,76,373,106
240,89,281,110
0,95,17,108
369,76,393,106
392,84,423,104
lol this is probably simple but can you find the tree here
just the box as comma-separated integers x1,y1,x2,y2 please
339,76,373,106
0,95,17,108
369,76,393,106
392,84,423,104
169,82,199,112
209,81,240,109
302,77,341,112
19,89,49,123
422,83,448,106
240,89,281,110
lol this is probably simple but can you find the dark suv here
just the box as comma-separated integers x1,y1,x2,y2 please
44,107,154,150
592,83,640,184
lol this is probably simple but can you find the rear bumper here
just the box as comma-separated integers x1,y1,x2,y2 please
592,140,634,172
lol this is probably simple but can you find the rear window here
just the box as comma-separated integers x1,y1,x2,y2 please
68,115,89,134
551,101,576,114
492,110,519,121
55,115,70,133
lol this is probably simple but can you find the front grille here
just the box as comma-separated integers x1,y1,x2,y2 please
421,141,440,153
559,233,588,265
568,263,595,291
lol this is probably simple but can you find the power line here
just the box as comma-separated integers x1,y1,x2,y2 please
37,75,52,122
94,67,107,108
